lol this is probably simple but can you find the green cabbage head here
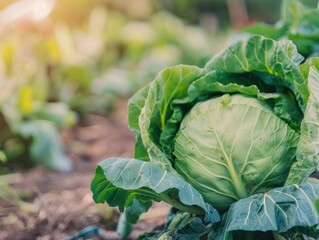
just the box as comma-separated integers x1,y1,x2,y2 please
91,35,319,239
174,94,299,210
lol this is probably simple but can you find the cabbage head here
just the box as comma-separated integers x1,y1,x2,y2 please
91,35,319,239
174,94,299,210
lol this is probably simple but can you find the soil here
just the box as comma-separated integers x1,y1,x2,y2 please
0,98,170,240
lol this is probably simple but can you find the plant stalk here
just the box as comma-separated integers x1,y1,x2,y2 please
272,231,285,240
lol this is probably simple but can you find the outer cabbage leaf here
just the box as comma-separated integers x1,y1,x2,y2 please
204,35,308,109
136,65,203,170
128,85,151,161
128,84,150,134
286,67,319,185
209,183,319,240
278,39,305,64
300,57,319,79
91,157,220,223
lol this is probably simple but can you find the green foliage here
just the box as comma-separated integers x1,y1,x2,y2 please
0,0,218,172
211,183,319,239
242,0,319,57
91,158,219,222
92,34,319,239
286,67,319,185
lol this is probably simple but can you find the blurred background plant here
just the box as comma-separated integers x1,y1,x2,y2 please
0,0,217,174
242,0,319,57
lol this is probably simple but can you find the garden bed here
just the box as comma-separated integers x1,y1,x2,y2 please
0,98,169,240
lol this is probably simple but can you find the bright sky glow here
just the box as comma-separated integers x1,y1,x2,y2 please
0,0,56,26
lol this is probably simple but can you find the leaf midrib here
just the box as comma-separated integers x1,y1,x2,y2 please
210,127,249,199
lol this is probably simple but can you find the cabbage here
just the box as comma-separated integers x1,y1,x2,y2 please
91,35,319,239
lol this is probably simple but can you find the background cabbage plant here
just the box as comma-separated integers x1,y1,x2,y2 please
91,34,319,239
242,0,319,58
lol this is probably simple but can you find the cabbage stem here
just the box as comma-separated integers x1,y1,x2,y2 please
272,232,285,240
